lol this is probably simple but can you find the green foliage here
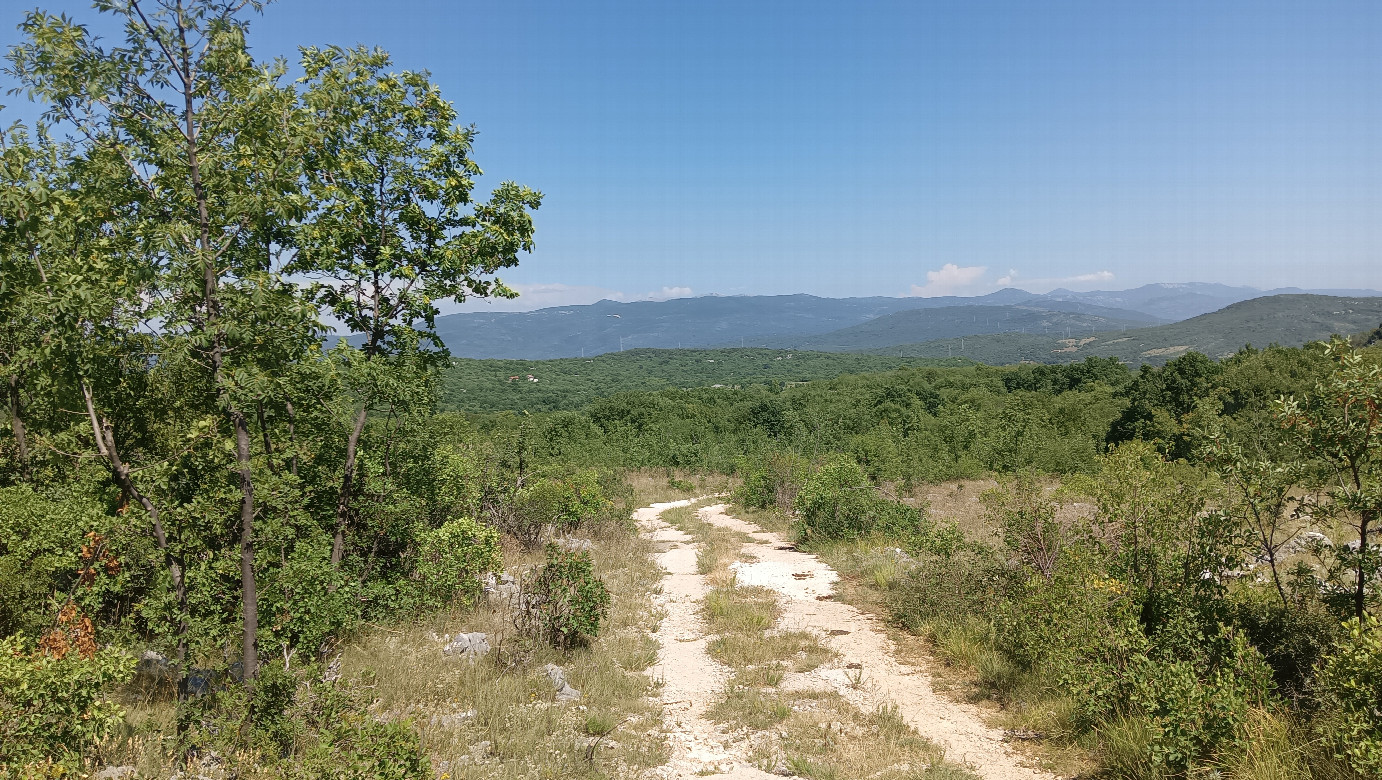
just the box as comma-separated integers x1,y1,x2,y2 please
734,449,808,509
1314,615,1382,776
1278,338,1382,623
523,544,612,649
412,517,503,610
440,348,966,413
792,456,920,543
502,470,613,549
0,635,135,771
1109,352,1223,459
0,484,137,638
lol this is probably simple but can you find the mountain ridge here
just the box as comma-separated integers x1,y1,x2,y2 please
429,284,1380,360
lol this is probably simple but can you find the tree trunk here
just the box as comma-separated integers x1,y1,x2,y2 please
7,374,29,479
235,412,259,686
82,382,191,698
256,401,277,475
285,400,298,477
331,405,369,569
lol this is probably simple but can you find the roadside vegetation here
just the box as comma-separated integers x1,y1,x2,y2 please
726,338,1382,779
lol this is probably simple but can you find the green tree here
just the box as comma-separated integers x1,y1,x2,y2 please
291,46,541,569
9,0,313,693
1278,338,1382,622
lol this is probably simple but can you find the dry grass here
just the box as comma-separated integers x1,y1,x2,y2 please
710,689,980,780
623,469,731,506
661,501,749,579
325,529,670,779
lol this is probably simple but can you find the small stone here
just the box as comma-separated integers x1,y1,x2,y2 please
137,650,170,678
542,663,583,701
556,537,593,553
94,767,137,780
443,632,491,661
430,709,477,729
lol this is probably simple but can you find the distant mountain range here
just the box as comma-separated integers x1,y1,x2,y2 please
872,294,1382,366
431,283,1381,360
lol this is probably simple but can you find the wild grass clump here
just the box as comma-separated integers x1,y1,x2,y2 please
712,688,979,780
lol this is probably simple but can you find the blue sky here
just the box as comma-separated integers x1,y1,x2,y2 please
4,1,1380,310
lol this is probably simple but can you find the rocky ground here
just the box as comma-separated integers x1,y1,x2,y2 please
637,499,1053,780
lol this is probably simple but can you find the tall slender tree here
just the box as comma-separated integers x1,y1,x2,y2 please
292,46,541,569
8,0,309,694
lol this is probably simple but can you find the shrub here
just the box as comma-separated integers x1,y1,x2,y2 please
290,680,431,780
735,450,809,510
886,544,1013,630
0,485,137,639
521,544,611,649
1314,615,1382,776
0,632,135,771
412,516,502,610
294,717,431,780
502,471,614,549
792,456,920,543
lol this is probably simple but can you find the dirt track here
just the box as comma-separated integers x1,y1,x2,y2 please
637,499,1054,780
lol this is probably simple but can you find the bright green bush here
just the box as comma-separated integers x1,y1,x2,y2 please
1315,615,1382,776
523,544,611,649
412,517,502,609
0,634,135,771
734,449,808,509
504,471,613,548
792,456,921,543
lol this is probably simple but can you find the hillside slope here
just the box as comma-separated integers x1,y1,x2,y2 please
747,302,1155,351
432,291,1052,359
875,295,1382,366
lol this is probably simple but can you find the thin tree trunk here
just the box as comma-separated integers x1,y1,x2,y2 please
82,382,191,697
331,405,369,568
256,401,277,475
235,412,258,687
7,374,29,479
285,400,298,477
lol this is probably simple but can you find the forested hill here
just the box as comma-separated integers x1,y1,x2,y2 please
430,284,1379,359
875,294,1382,365
745,302,1155,351
440,349,971,412
432,290,1046,359
439,295,1382,412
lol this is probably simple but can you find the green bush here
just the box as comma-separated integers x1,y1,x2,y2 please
412,517,502,610
792,456,920,543
735,450,808,510
290,680,431,780
0,485,137,639
503,471,613,548
886,544,1013,631
1314,615,1382,776
522,544,611,649
0,634,135,772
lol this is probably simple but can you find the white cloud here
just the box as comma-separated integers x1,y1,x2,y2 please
642,286,693,301
1066,271,1115,284
909,264,989,297
994,270,1115,292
